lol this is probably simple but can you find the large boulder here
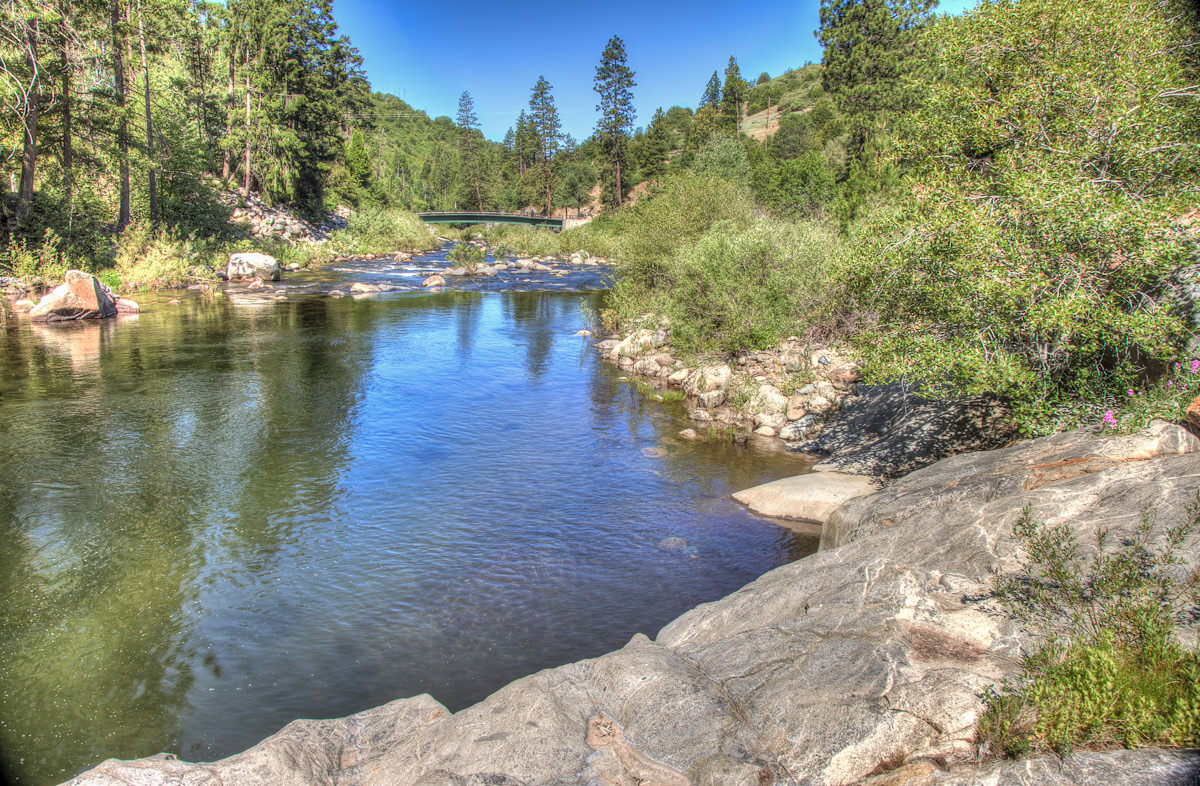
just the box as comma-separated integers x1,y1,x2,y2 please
63,424,1200,786
732,471,880,522
227,252,281,282
29,270,118,321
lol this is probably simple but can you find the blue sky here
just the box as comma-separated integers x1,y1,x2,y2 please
331,0,979,143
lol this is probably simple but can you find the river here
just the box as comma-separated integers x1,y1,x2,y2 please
0,246,814,785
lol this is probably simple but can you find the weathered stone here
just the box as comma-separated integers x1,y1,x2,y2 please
779,414,819,441
821,420,1199,551
1187,393,1200,430
795,382,1020,480
754,425,777,437
754,412,787,431
667,368,689,386
13,298,36,312
750,384,789,416
609,329,661,360
697,389,725,409
785,394,808,421
689,408,713,423
732,471,880,522
682,364,733,395
421,275,446,288
227,252,281,282
678,428,700,441
115,299,139,313
879,748,1200,785
29,270,118,321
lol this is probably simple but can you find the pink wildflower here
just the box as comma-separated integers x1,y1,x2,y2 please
1192,359,1199,374
1103,410,1117,428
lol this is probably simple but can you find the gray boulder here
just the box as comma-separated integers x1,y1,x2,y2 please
227,252,281,281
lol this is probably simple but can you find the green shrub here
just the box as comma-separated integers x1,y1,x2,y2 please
0,228,73,280
447,242,486,270
114,224,220,289
340,207,436,255
840,0,1199,435
979,503,1200,757
664,219,840,354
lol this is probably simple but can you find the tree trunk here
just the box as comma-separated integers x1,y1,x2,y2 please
136,0,155,220
110,0,130,230
60,18,73,192
614,152,622,208
222,45,233,180
243,42,250,195
15,18,40,227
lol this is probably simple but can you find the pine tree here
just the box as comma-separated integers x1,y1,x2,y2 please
700,71,721,109
817,0,935,155
593,35,636,208
720,55,747,132
456,90,484,210
527,75,561,216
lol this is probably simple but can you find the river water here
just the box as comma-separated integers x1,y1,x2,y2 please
0,246,814,785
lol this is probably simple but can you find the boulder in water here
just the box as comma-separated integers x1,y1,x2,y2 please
227,252,281,282
29,270,118,322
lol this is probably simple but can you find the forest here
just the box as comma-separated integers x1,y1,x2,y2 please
3,0,1199,434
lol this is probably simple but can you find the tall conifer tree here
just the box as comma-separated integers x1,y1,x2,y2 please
593,35,636,208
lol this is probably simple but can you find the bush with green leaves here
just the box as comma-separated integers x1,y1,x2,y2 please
978,503,1200,757
113,225,221,290
447,242,486,270
338,207,437,255
840,0,1200,434
663,218,841,354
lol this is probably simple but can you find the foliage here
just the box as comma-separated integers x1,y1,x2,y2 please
332,207,435,256
114,224,221,289
0,228,74,280
447,242,486,270
817,0,935,154
979,504,1200,757
840,0,1199,434
1097,360,1200,434
660,219,841,354
700,71,721,110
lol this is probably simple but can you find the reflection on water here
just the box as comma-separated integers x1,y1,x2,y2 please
0,284,813,785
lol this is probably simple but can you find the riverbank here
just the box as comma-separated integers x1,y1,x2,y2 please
592,316,1020,470
64,421,1200,785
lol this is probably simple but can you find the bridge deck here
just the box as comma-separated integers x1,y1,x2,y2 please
416,211,563,229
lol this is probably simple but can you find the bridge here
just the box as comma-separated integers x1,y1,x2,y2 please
416,211,564,230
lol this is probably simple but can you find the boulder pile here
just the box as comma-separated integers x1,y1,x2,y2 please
219,192,349,243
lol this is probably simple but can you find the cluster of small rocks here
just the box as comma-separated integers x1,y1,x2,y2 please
426,249,607,286
596,316,861,444
220,192,349,243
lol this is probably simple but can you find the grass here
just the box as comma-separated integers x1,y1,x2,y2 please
978,503,1200,757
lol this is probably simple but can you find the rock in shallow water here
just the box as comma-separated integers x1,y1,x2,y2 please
30,270,117,322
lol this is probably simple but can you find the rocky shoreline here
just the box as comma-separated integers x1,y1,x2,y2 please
64,421,1200,785
593,318,1019,480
